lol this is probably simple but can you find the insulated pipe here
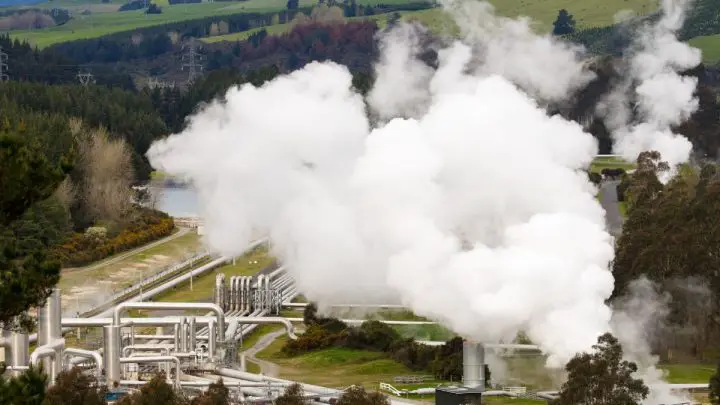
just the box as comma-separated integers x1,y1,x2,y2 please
189,317,197,352
238,277,245,312
229,276,237,311
122,345,172,357
38,289,63,379
174,324,180,352
112,302,225,343
463,341,485,391
103,325,122,387
216,368,340,396
215,273,226,310
120,356,180,387
130,334,209,341
63,348,102,376
208,319,216,357
180,317,188,353
1,330,29,376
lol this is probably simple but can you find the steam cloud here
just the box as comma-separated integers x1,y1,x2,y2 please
148,0,700,386
601,0,701,167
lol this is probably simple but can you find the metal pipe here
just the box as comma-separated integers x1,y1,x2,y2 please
229,276,237,312
180,317,188,353
1,330,29,376
463,341,485,391
189,317,197,352
120,356,180,387
38,289,63,379
120,380,290,387
103,325,122,387
122,344,173,357
63,348,102,376
174,324,180,352
208,319,216,357
216,368,340,396
130,334,209,341
215,273,226,310
112,302,225,342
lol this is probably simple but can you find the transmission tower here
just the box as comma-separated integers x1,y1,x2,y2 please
0,46,9,82
77,70,95,86
181,41,203,85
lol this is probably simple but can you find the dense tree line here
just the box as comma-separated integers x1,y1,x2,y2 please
612,151,720,361
0,80,168,181
0,34,135,88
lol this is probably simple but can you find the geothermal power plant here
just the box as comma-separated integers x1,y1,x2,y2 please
0,237,563,405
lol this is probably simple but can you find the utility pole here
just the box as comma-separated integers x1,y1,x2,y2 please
0,46,9,82
181,40,203,85
77,70,95,86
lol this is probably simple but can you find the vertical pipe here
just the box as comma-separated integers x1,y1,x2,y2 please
10,332,29,374
229,276,236,312
38,288,62,381
462,341,485,391
103,325,122,387
180,317,188,353
208,319,216,359
173,324,180,353
240,354,246,371
189,317,196,352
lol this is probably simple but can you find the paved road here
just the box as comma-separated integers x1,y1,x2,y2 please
62,226,192,273
599,179,624,238
243,329,285,377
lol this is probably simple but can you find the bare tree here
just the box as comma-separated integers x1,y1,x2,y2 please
68,119,135,228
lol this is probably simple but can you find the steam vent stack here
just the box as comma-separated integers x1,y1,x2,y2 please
435,340,484,405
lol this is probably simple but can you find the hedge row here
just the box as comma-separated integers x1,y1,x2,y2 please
52,210,175,267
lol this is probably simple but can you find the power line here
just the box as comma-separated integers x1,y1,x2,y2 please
181,40,203,85
0,46,9,82
77,70,95,86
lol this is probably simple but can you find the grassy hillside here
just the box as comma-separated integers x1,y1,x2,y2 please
689,33,720,63
8,0,658,47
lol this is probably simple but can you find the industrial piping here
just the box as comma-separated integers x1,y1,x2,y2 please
63,348,102,376
112,302,226,342
120,356,181,387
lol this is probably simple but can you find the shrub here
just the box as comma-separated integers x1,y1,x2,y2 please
52,209,174,267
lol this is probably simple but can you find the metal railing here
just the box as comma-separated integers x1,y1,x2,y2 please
81,250,211,317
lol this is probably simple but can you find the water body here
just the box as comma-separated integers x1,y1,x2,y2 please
150,184,200,218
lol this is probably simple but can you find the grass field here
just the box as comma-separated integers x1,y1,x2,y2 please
590,155,635,173
151,245,273,302
689,34,720,64
257,337,431,388
8,0,658,47
203,0,657,44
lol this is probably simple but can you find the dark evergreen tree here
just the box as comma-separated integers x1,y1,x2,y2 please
552,9,576,35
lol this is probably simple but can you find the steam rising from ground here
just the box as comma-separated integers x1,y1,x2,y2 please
148,0,701,394
149,6,615,367
601,0,700,168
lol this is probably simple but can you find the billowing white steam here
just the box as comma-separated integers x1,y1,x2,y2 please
149,9,617,366
602,0,701,167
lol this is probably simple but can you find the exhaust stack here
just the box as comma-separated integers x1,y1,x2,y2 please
462,340,485,390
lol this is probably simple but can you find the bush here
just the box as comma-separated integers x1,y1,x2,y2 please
284,302,467,380
52,209,174,267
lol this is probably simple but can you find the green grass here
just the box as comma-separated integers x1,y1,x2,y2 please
246,360,261,373
689,34,720,64
9,0,315,48
658,364,716,384
239,324,284,349
257,338,426,388
590,156,635,173
151,245,273,302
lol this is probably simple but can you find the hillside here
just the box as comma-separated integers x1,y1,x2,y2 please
4,0,659,47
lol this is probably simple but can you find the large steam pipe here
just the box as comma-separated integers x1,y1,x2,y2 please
189,317,197,352
216,368,340,396
120,356,180,387
104,325,122,387
37,289,63,380
1,330,29,376
63,348,102,376
112,302,225,342
463,341,485,391
122,344,173,357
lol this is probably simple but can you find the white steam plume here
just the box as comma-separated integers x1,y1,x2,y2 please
601,0,701,168
611,278,693,405
149,19,616,367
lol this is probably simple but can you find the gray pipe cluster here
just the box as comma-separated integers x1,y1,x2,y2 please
462,341,486,391
215,267,292,315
